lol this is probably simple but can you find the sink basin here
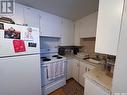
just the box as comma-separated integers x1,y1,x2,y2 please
87,59,101,64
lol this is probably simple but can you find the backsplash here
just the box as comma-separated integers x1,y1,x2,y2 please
80,37,116,63
80,37,96,58
40,37,61,49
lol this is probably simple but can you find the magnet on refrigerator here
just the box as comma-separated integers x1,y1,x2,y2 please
13,40,26,53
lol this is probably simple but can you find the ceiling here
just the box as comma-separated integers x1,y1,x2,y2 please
16,0,99,21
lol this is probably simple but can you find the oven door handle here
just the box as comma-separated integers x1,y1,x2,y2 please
41,65,48,68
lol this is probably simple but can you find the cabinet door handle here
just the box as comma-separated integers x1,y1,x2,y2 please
85,67,87,72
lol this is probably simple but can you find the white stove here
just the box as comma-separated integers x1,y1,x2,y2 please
40,48,67,95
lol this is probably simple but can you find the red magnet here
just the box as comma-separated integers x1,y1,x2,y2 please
13,40,26,53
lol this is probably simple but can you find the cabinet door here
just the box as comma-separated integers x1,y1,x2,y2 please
112,0,127,92
0,3,24,25
13,3,24,24
61,18,74,46
24,6,40,28
95,0,124,55
39,12,46,36
79,61,86,87
80,12,98,38
42,13,62,37
85,79,110,95
66,59,73,80
72,59,79,82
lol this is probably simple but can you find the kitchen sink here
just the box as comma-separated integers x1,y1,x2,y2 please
87,58,101,64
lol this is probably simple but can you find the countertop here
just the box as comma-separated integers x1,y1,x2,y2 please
64,55,112,92
83,67,112,92
64,54,102,67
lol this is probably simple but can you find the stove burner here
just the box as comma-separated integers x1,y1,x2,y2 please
52,55,63,59
57,57,62,59
52,55,59,57
43,58,51,62
41,57,51,62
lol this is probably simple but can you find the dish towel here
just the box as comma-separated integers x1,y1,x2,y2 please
55,61,61,77
60,61,65,76
47,63,54,80
55,60,65,77
47,60,65,80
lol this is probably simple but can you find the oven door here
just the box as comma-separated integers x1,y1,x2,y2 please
41,64,48,87
41,60,67,87
41,64,56,87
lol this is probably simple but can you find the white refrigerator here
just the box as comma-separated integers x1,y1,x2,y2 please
0,23,42,95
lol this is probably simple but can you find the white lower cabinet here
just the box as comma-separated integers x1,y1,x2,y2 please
72,59,80,82
79,61,86,87
66,59,73,80
79,61,95,87
85,79,110,95
71,59,95,87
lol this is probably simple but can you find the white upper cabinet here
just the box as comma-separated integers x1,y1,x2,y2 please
0,3,24,25
39,11,46,36
13,3,24,24
79,12,98,38
95,0,124,55
113,0,127,92
1,3,74,42
40,12,62,37
60,18,74,46
24,6,40,28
